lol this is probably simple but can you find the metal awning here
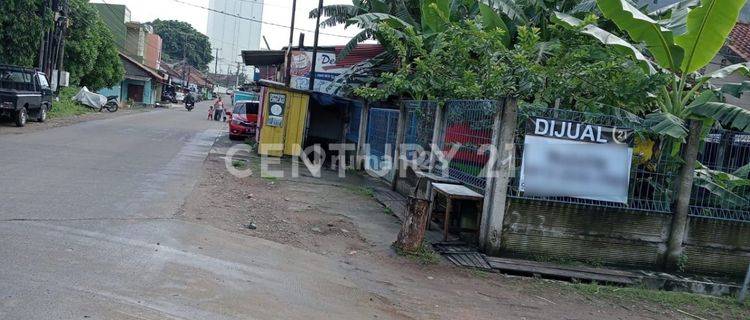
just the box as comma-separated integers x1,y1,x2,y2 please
241,50,286,66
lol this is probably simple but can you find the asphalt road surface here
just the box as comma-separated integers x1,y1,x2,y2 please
0,102,394,319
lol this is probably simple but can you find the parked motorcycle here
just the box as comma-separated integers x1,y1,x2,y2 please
100,96,119,112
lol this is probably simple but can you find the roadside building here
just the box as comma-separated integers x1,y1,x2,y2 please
99,52,166,106
91,3,130,50
705,22,750,110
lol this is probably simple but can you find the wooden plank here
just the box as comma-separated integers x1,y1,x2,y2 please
432,183,483,199
485,256,640,278
485,257,641,285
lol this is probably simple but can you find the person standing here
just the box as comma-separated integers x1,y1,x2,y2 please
213,96,224,121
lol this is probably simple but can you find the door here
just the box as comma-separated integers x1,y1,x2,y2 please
128,84,145,103
36,73,52,111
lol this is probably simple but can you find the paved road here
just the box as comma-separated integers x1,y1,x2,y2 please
0,102,394,319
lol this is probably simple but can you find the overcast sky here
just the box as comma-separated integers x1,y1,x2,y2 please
90,0,362,49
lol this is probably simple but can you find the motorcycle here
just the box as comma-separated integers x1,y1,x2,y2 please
185,100,195,111
100,96,119,112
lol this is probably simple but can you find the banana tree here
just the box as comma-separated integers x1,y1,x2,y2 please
556,0,750,271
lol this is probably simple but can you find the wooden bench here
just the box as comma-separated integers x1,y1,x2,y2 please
430,183,484,241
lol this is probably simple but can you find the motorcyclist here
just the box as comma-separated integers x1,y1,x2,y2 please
184,90,195,110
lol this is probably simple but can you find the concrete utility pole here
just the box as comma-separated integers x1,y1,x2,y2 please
740,262,750,304
309,0,324,91
182,33,190,92
285,0,297,87
235,62,241,89
55,0,69,93
214,48,221,74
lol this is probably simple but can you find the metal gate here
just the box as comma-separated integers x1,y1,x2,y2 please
366,108,399,182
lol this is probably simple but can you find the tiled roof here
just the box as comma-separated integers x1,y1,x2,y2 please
334,44,384,68
727,22,750,61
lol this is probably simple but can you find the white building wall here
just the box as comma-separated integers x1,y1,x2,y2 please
207,0,263,76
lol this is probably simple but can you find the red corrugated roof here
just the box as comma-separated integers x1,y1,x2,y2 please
728,22,750,61
334,44,384,68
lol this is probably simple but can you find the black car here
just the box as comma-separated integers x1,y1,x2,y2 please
0,65,53,127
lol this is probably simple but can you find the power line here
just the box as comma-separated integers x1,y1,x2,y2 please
167,0,353,39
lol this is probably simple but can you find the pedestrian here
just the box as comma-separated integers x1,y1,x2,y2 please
213,96,224,121
207,105,214,120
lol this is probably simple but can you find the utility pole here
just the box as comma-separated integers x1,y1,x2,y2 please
182,33,189,92
262,36,271,51
214,48,221,74
284,0,297,87
38,0,49,71
309,0,324,91
55,0,69,93
235,62,241,89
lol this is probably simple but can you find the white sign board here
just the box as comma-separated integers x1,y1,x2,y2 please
266,93,286,127
519,117,634,204
289,50,348,94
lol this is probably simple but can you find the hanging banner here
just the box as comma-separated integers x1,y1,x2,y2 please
266,93,286,127
519,117,634,204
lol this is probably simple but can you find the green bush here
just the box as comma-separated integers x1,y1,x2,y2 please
50,87,94,119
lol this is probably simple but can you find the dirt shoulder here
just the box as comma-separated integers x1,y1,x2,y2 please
0,107,155,135
179,136,749,320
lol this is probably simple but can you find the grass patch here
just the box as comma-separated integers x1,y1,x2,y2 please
232,160,246,169
383,206,394,215
394,243,441,265
50,87,94,119
347,186,374,197
469,269,492,279
568,283,750,319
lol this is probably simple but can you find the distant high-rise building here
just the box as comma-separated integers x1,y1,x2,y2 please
207,0,263,76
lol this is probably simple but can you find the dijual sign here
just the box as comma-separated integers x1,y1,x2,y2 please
519,117,634,204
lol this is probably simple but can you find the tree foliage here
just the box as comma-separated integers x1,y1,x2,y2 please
65,0,123,90
151,19,212,71
0,0,123,90
0,0,49,67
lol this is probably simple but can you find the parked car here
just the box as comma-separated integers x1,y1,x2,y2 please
229,100,259,140
0,64,53,127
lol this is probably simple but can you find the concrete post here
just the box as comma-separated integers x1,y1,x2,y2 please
356,102,370,170
740,261,750,304
428,102,446,170
481,98,517,256
391,102,408,190
665,120,703,271
480,99,505,247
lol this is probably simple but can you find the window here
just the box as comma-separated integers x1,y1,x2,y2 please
37,74,50,90
233,103,245,114
234,102,259,114
0,71,31,84
246,102,259,114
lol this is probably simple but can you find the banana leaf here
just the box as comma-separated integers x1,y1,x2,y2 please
597,0,685,71
553,12,656,74
479,2,510,47
643,112,688,139
694,162,750,207
688,101,750,132
674,0,747,73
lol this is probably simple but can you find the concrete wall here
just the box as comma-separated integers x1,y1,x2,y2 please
92,4,129,50
501,199,750,278
144,34,163,70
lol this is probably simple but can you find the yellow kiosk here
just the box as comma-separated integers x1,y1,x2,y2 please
257,81,310,157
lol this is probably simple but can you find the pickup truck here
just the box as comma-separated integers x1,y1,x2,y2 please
0,64,53,127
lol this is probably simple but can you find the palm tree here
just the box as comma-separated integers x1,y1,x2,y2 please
556,0,750,271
